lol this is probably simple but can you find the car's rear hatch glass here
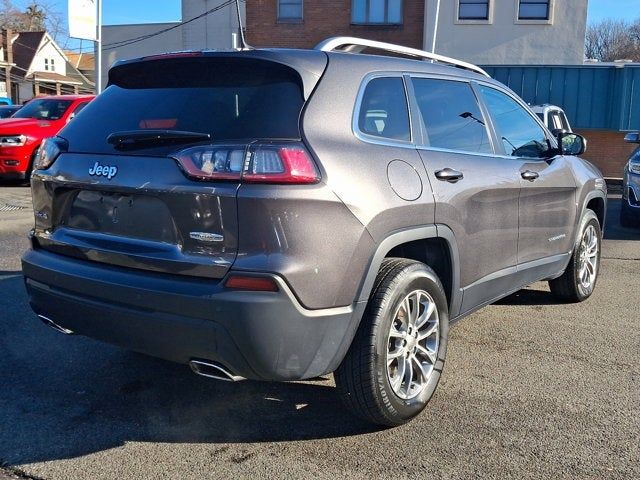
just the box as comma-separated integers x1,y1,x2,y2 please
60,56,307,154
35,56,312,278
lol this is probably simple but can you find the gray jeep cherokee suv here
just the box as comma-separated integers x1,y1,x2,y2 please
22,37,606,426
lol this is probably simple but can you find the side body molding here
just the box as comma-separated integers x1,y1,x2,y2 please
355,224,463,318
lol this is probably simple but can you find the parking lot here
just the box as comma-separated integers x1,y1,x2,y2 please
0,183,638,480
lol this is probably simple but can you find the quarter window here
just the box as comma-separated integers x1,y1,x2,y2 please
352,0,403,25
278,0,303,21
358,77,410,142
458,0,489,20
411,78,492,154
478,85,550,158
518,0,550,20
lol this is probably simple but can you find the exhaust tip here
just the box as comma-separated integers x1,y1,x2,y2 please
38,315,74,335
189,359,245,382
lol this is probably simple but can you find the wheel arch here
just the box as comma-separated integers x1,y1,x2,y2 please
584,192,606,229
355,225,462,318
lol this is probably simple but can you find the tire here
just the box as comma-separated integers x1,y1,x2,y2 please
334,258,449,426
24,146,40,184
549,210,601,302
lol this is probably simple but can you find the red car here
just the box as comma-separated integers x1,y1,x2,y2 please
0,95,94,180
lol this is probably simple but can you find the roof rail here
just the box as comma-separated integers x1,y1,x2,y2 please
314,36,490,78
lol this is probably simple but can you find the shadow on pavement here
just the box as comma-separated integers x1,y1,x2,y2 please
0,275,378,467
495,287,560,306
0,179,28,188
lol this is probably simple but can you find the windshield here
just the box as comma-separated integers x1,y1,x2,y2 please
59,57,305,155
13,99,73,120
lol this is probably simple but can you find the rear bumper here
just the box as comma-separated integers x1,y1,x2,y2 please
22,249,364,381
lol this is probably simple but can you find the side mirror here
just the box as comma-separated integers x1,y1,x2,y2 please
624,132,640,144
557,132,587,156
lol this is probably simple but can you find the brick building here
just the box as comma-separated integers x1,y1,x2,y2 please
246,0,588,65
246,0,424,49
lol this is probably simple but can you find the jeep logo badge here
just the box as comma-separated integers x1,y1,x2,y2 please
88,161,118,180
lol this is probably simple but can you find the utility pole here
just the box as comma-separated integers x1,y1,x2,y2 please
431,0,441,54
96,0,102,93
2,29,13,101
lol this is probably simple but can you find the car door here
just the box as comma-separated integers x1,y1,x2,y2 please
476,85,577,282
410,76,522,315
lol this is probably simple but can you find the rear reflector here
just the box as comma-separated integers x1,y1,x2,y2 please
225,275,279,292
173,142,319,184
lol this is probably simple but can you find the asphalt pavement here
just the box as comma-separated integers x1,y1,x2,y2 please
0,183,638,479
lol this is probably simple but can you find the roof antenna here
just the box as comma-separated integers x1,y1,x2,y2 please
234,0,251,50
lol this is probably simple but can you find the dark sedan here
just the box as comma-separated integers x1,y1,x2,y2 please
0,105,22,119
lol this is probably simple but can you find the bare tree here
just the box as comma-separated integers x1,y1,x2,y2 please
585,18,640,62
0,0,68,45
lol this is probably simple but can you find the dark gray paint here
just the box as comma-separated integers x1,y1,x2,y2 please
22,48,606,381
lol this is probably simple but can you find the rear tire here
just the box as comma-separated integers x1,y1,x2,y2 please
549,210,601,302
334,258,449,426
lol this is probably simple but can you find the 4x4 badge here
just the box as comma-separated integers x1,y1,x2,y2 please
88,161,118,180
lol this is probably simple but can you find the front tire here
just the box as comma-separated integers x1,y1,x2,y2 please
334,258,449,426
549,210,601,302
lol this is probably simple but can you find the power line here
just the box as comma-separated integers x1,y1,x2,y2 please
103,0,237,51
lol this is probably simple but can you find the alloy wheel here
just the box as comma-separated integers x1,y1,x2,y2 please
386,289,440,400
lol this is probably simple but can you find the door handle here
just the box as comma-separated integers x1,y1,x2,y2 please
521,170,539,181
434,168,464,183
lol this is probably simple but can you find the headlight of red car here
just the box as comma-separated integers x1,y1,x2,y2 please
0,135,27,147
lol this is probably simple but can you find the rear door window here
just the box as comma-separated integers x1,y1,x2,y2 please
411,78,492,154
60,57,306,154
357,77,411,142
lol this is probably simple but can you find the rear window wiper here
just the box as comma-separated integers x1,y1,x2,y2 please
107,130,211,149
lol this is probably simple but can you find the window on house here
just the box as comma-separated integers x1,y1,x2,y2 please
518,0,550,20
51,58,55,70
278,0,303,21
458,0,489,20
44,58,49,71
352,0,403,25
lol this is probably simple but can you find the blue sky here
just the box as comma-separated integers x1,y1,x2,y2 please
587,0,640,23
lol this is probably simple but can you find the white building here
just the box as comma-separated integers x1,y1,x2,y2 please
424,0,588,65
101,0,245,88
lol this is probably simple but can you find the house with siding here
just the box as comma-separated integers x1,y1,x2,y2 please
2,31,94,103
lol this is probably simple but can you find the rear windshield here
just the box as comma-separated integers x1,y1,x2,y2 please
13,99,72,120
59,57,305,154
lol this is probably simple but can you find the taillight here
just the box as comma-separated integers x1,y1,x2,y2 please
34,137,68,170
243,145,319,184
174,145,244,181
173,143,320,184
